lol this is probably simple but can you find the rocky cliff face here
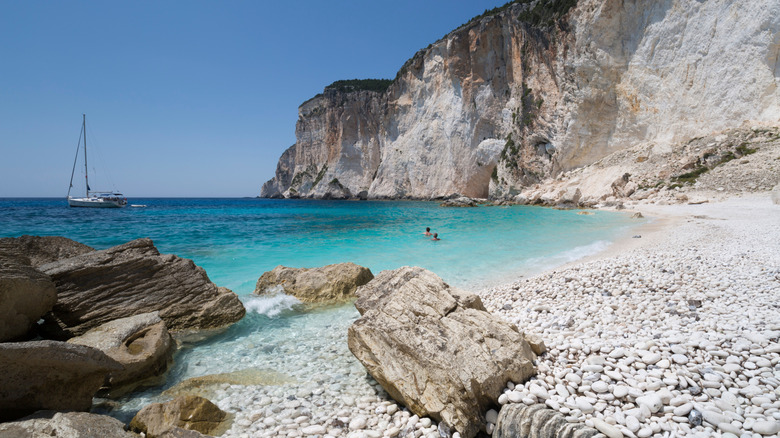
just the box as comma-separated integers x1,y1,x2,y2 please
261,0,780,200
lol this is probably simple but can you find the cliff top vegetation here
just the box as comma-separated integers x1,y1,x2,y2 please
324,79,393,93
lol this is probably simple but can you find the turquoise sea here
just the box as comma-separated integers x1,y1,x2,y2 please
0,198,641,423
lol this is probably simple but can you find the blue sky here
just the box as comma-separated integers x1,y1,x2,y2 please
0,1,509,197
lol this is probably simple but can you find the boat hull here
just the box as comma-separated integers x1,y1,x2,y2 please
68,197,127,208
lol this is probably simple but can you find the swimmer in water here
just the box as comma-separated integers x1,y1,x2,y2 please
423,227,432,236
431,233,440,241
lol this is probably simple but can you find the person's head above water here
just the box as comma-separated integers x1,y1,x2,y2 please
432,233,440,241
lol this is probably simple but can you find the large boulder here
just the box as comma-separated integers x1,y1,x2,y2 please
0,340,123,421
68,312,175,394
0,235,94,267
0,251,57,342
129,395,230,438
38,238,245,339
0,410,137,438
347,267,537,438
493,404,600,438
254,263,374,304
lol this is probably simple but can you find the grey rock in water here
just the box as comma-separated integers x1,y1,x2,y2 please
0,250,57,341
254,263,374,304
0,340,122,421
38,238,245,339
347,266,536,438
0,410,136,438
68,311,175,394
493,404,600,438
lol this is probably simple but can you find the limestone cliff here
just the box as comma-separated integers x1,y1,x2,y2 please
261,0,780,201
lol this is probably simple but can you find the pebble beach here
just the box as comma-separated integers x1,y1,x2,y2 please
481,193,780,438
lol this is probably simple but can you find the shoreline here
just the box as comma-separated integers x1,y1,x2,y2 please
477,191,780,438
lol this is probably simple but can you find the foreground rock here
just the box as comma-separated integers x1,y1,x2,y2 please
493,404,600,438
38,238,245,339
0,340,122,421
130,395,230,438
0,251,57,342
254,263,374,304
68,312,175,394
347,267,536,438
0,235,94,267
0,410,136,438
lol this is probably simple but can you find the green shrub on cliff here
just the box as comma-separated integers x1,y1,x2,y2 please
324,79,393,93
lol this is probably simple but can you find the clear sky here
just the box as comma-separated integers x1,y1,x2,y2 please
0,1,509,197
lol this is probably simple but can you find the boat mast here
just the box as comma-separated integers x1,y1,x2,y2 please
83,114,89,197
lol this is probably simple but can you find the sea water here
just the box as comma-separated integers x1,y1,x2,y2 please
0,198,642,424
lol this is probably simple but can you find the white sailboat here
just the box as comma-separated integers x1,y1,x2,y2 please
67,114,127,208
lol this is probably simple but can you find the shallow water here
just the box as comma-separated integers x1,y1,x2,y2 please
0,198,642,426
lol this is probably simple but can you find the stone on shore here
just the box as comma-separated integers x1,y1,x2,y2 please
0,410,136,438
347,266,537,438
0,235,94,268
493,404,600,438
0,340,123,421
38,238,245,339
129,395,230,438
254,263,374,304
68,311,175,393
0,251,57,342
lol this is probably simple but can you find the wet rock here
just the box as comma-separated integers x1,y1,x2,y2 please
254,263,374,304
38,238,245,339
440,197,478,207
347,267,536,438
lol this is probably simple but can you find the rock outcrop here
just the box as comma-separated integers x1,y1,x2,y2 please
0,235,94,267
347,267,536,438
0,251,57,342
254,263,374,304
261,0,780,201
68,312,175,393
493,404,600,438
0,411,137,438
0,340,123,421
38,238,245,339
130,395,229,438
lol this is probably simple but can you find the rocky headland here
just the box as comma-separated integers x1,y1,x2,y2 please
260,0,779,203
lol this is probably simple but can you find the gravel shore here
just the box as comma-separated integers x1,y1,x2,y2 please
480,193,780,438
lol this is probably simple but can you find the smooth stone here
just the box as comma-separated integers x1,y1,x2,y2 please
507,391,523,403
702,410,730,427
641,353,661,365
671,354,689,365
636,394,663,414
592,418,624,438
752,420,780,435
674,403,694,417
577,398,595,414
718,422,742,435
302,425,327,435
565,373,582,385
613,386,630,398
349,417,367,430
689,409,703,427
485,409,498,425
637,427,653,438
592,381,609,393
626,415,641,432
